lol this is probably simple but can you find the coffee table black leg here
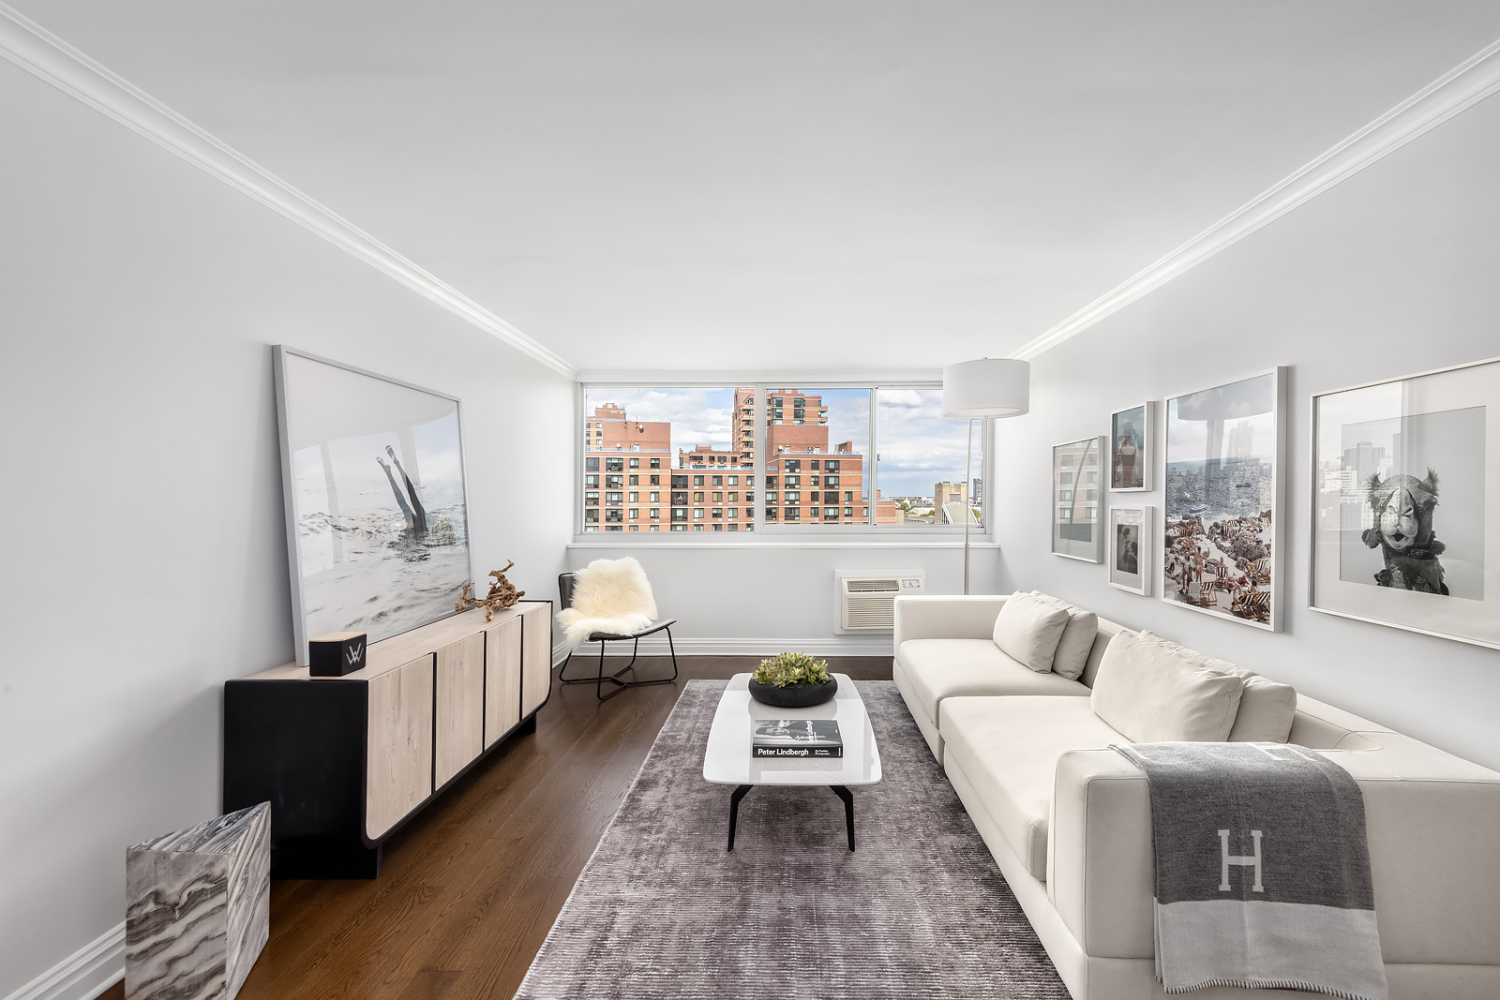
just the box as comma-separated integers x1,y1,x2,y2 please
727,784,753,851
830,785,854,851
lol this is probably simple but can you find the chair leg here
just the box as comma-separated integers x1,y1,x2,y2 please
665,626,680,682
561,632,680,700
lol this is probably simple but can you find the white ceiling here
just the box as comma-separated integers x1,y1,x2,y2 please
12,1,1500,371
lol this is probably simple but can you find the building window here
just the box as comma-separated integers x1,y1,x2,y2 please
785,507,800,520
765,507,778,521
585,474,599,487
694,475,704,487
585,509,598,523
728,508,738,519
766,492,778,504
585,492,599,506
650,492,660,502
586,457,599,472
650,508,660,520
694,508,704,519
629,475,639,486
629,492,639,503
630,458,640,468
1059,490,1072,501
629,508,639,520
606,457,624,472
712,508,723,519
651,458,661,469
606,492,623,505
1059,507,1072,520
672,508,688,522
606,474,623,488
825,507,839,519
693,491,704,503
784,491,800,504
672,491,689,505
605,509,623,522
728,475,739,486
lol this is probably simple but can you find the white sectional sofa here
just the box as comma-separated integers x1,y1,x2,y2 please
893,593,1500,1000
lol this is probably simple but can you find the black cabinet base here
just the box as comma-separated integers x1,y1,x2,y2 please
272,838,382,879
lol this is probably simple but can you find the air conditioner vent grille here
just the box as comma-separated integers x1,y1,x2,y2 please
846,578,899,593
838,573,923,631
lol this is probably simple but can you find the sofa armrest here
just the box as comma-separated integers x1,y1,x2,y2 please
1049,743,1500,966
1049,749,1155,959
893,595,1007,647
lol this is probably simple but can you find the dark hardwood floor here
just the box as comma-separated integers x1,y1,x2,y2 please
96,656,892,1000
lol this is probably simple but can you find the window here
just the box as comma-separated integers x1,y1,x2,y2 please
876,389,982,528
766,387,868,527
1059,490,1072,502
605,509,623,522
629,508,639,520
582,383,977,535
1059,507,1072,520
650,508,660,520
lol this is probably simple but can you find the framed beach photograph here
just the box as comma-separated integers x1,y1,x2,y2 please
1110,402,1154,491
274,347,473,664
1310,356,1500,650
1162,368,1284,629
1109,506,1153,595
1051,436,1105,562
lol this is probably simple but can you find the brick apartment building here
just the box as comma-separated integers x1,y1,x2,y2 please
583,388,870,531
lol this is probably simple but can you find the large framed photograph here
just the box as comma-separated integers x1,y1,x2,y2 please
1110,402,1154,491
1109,506,1153,595
1051,436,1105,562
1311,356,1499,650
274,347,473,664
1162,369,1284,629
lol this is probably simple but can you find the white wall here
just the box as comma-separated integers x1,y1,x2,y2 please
994,92,1500,771
565,541,1001,654
0,64,574,998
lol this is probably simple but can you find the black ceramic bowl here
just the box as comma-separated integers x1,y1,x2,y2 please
747,676,838,708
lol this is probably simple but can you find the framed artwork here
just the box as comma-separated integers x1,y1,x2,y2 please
274,347,473,664
1310,356,1500,650
1051,436,1105,562
1162,368,1284,629
1110,402,1154,491
1109,506,1153,595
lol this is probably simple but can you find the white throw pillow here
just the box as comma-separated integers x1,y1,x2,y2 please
992,592,1072,673
1129,632,1296,743
1221,667,1297,743
1090,630,1245,742
1026,591,1099,680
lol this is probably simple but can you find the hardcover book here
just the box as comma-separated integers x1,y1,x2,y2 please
751,719,843,758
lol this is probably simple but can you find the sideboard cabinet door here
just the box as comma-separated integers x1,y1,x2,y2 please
366,655,434,840
484,616,522,747
520,603,552,718
435,632,485,788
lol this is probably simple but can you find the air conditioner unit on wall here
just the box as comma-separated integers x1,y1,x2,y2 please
835,570,925,632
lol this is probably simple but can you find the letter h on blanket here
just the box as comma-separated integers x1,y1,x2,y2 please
1218,829,1263,893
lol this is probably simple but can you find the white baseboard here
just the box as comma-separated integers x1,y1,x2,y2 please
4,923,123,1000
557,636,894,659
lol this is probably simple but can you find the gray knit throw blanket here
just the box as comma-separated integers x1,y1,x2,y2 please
1113,742,1388,1000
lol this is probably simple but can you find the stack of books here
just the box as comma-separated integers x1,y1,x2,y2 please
751,719,843,758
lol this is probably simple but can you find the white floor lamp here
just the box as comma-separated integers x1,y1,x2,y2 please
942,358,1030,595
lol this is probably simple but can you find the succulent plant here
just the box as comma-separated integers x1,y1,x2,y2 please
751,651,832,688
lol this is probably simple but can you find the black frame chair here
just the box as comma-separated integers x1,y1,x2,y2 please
556,572,680,701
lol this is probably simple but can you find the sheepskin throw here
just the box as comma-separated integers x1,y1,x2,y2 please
557,557,659,650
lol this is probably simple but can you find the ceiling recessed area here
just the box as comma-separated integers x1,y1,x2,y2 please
8,0,1500,370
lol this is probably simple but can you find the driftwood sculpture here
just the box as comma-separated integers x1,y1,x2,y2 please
455,561,526,621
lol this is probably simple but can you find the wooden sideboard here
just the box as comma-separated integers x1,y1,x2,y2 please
224,601,552,878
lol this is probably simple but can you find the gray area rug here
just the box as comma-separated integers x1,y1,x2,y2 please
515,680,1069,999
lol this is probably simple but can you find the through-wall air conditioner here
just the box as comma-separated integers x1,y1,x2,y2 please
835,570,925,632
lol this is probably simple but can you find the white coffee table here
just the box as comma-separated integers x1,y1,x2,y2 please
702,673,881,851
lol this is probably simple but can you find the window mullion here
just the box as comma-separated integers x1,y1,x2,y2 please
867,385,879,525
753,384,765,532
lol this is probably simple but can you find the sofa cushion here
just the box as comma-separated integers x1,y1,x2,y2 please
941,696,1125,880
897,639,1090,729
1089,630,1244,743
1222,668,1297,742
1026,592,1099,680
992,592,1071,672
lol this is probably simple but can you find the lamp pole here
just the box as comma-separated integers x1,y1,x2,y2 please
964,417,973,595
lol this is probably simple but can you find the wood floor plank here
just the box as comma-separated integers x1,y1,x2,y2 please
93,656,889,1000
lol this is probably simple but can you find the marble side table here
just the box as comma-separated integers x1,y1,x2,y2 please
126,802,270,1000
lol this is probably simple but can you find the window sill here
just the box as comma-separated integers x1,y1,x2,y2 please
568,537,1000,550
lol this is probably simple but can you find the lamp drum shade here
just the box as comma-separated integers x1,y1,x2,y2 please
942,359,1030,418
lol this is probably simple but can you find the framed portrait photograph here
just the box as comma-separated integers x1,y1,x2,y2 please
274,347,473,664
1311,355,1500,650
1110,402,1154,491
1162,368,1284,629
1109,506,1153,595
1051,436,1105,562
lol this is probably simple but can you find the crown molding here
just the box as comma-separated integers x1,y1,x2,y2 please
1011,35,1500,361
0,3,576,379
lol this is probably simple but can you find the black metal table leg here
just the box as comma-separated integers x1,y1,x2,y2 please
728,784,753,851
830,785,855,851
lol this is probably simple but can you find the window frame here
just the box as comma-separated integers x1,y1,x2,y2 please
575,379,990,540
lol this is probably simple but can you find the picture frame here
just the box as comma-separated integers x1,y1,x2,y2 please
1109,402,1154,491
1310,355,1500,651
1109,506,1153,595
273,346,474,665
1051,436,1105,562
1161,368,1285,630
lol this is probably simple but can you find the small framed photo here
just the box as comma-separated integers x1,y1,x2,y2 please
1110,402,1154,491
1311,355,1500,650
1051,436,1105,562
1109,506,1153,595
